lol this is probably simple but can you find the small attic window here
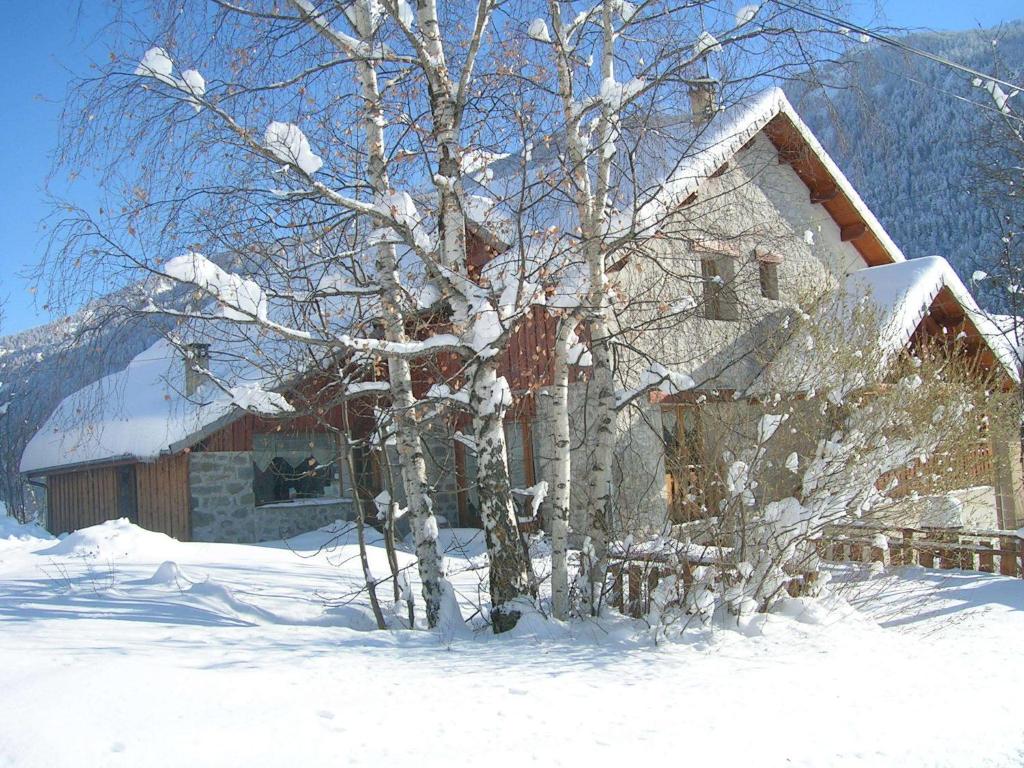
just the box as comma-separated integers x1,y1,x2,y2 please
759,262,779,300
701,256,737,321
756,249,782,301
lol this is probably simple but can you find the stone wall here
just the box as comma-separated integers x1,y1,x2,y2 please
190,451,353,543
190,452,256,542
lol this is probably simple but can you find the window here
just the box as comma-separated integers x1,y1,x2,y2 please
663,407,708,523
759,261,779,300
252,433,341,506
701,256,737,321
755,248,782,301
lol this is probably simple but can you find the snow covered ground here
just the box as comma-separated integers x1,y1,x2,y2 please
1,517,1023,767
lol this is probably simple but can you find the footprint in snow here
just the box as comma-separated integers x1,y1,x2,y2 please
111,743,125,753
317,710,335,720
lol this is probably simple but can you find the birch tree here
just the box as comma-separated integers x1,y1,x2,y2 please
284,0,449,628
532,0,855,614
44,0,559,632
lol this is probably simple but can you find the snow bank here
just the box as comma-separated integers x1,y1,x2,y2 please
142,560,186,586
38,519,179,561
0,512,52,543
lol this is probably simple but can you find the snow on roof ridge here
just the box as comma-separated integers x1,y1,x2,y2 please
627,86,905,265
851,255,1019,380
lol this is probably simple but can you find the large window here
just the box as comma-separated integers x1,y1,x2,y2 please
252,433,341,506
663,407,709,523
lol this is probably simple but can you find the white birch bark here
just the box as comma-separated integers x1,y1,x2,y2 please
295,0,448,627
546,0,619,614
469,361,536,632
546,317,574,620
387,0,537,631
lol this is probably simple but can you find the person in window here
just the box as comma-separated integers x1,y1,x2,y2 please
254,456,296,503
293,456,330,498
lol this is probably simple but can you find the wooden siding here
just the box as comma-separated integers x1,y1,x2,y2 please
500,305,557,394
47,465,121,535
201,416,255,452
47,454,191,540
135,454,191,540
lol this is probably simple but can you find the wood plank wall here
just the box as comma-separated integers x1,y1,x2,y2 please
47,466,121,535
135,454,191,541
47,454,191,540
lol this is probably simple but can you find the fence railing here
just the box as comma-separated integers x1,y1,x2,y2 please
820,522,1024,577
603,520,1024,619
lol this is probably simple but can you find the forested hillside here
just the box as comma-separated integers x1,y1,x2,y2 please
786,20,1024,293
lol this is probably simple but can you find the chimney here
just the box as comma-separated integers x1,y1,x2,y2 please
689,78,718,124
184,342,211,397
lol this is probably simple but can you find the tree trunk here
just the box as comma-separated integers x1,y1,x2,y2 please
581,312,615,615
547,318,574,619
342,438,387,630
469,362,536,632
351,2,447,628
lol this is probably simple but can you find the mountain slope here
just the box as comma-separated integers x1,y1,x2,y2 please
786,20,1024,294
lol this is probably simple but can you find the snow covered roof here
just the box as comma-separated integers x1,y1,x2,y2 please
19,332,306,475
753,256,1020,395
469,87,906,269
853,257,1018,378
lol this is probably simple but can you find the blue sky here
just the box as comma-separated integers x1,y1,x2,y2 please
0,0,1022,335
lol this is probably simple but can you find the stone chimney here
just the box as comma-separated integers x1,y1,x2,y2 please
689,78,718,124
184,342,211,397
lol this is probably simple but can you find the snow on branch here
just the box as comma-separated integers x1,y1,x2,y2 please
135,47,206,111
336,332,467,359
528,18,552,43
345,380,392,396
227,383,294,415
972,76,1019,116
164,252,268,323
693,30,722,57
287,0,375,59
598,76,646,110
373,190,432,252
264,121,324,175
734,4,759,26
423,383,471,408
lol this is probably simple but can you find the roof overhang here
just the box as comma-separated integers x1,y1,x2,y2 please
761,110,904,267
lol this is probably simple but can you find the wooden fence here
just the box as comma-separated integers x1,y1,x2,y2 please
820,522,1024,577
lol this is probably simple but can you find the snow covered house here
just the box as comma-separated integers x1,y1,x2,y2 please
19,87,1023,542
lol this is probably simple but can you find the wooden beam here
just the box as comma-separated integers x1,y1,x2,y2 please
777,147,802,165
810,186,839,205
840,222,867,241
